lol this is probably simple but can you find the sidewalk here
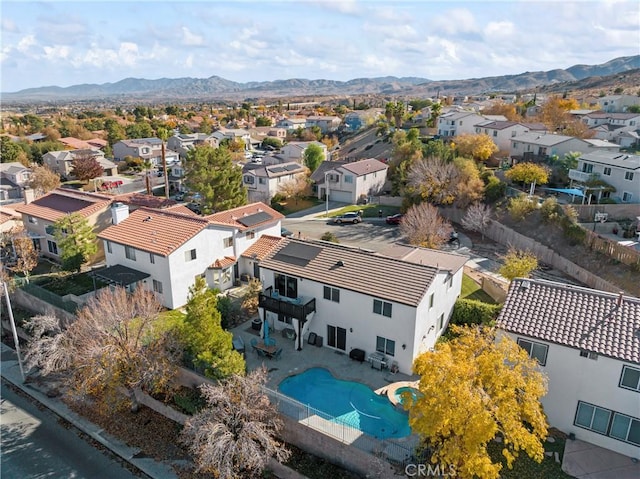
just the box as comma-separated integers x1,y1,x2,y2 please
0,343,178,479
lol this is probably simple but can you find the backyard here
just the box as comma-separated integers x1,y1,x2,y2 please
273,196,322,215
460,274,496,303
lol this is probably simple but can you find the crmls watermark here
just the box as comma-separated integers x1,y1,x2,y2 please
405,463,457,477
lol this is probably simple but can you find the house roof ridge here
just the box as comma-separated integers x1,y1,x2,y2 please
512,277,639,302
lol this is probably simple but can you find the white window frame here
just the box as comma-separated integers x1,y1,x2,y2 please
624,171,634,181
619,365,640,392
376,336,395,357
246,231,256,240
125,245,136,261
323,286,340,303
149,252,155,264
47,240,58,255
603,167,612,176
622,191,633,203
373,299,392,318
517,338,548,366
223,237,233,248
152,279,163,294
106,241,112,254
185,248,197,262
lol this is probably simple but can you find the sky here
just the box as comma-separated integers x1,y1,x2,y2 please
1,0,639,93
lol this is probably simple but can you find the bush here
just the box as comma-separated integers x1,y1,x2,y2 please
562,222,586,246
217,295,241,329
507,194,536,221
540,197,561,223
450,298,502,326
484,175,506,203
320,231,339,243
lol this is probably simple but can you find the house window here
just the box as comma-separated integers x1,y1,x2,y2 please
624,172,634,181
243,175,255,185
429,293,434,308
152,279,163,294
574,402,640,446
47,240,58,255
581,163,593,173
493,131,497,137
149,253,155,264
223,237,233,248
376,336,395,356
274,273,298,298
221,267,232,283
185,249,197,261
603,167,612,176
373,299,392,317
610,413,640,445
246,231,256,240
517,338,548,366
622,192,633,203
575,402,611,435
620,366,640,392
106,241,112,254
45,225,55,236
28,216,37,224
125,245,136,261
323,286,340,303
344,175,353,184
579,350,598,360
258,178,266,185
438,313,445,330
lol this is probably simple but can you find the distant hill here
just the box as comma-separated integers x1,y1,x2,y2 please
3,55,638,103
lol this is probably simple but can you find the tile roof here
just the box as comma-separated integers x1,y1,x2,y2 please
58,137,93,149
98,207,209,257
496,278,640,363
376,243,468,273
0,211,16,225
260,238,438,307
209,256,237,269
579,152,640,170
241,235,285,261
114,193,178,209
165,204,200,216
512,132,580,146
340,158,388,176
14,188,112,222
204,202,284,231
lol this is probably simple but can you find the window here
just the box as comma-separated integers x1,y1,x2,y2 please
373,299,392,317
429,293,434,308
106,241,112,254
152,279,163,294
622,192,633,203
47,240,58,255
45,225,55,236
376,336,395,356
185,249,197,261
274,273,298,298
517,338,548,366
258,177,266,185
149,253,155,264
438,313,445,330
575,402,611,434
624,171,634,181
323,286,340,303
610,413,640,445
574,402,640,446
223,237,233,248
493,131,497,137
603,167,612,176
221,267,232,283
125,245,136,261
620,366,640,392
582,163,594,173
28,216,37,224
344,175,353,184
243,175,255,185
246,231,255,240
579,350,598,360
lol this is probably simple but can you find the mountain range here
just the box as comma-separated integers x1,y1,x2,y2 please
3,55,639,103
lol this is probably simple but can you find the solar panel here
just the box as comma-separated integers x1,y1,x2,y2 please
270,167,285,173
284,164,300,171
272,242,321,266
237,211,273,227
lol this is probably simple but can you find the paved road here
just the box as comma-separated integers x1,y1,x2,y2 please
1,381,140,479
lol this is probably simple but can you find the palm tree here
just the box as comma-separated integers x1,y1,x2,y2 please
157,127,170,198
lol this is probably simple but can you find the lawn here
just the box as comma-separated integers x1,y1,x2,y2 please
275,197,322,215
460,274,497,304
318,203,401,218
37,272,108,296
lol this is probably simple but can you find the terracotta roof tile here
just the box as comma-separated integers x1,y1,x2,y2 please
114,193,178,209
340,158,388,176
165,204,200,216
98,207,209,257
241,235,285,261
496,279,640,363
204,202,283,231
209,256,237,269
14,188,112,223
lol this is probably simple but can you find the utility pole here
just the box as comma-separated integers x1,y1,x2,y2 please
2,280,25,381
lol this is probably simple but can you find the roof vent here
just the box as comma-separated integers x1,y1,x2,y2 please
520,280,531,290
336,260,345,267
143,216,152,222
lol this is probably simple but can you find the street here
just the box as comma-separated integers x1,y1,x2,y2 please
1,381,140,479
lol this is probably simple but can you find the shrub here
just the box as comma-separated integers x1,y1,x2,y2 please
450,298,502,326
563,222,587,246
507,194,536,221
320,231,339,243
484,175,506,203
540,197,561,223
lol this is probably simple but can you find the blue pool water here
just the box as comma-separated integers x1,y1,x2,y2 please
278,367,411,439
394,386,422,406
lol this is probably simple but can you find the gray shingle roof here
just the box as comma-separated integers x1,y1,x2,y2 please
260,238,438,307
496,278,640,363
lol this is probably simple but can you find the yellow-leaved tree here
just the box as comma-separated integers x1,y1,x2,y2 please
454,133,498,162
409,326,548,479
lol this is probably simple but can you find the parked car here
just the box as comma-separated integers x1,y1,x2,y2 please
175,192,185,201
333,212,362,224
281,227,294,237
186,202,202,215
386,213,403,225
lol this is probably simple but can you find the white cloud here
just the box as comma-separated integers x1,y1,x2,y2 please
72,42,140,69
484,21,515,38
17,35,37,54
431,8,478,35
273,50,315,68
1,18,19,33
181,27,204,46
43,45,71,61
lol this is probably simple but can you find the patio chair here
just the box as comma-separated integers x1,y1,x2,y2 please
256,348,267,358
273,348,283,361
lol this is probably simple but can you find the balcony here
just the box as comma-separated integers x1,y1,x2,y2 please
259,288,316,321
569,169,599,183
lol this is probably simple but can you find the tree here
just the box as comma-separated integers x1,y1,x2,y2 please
180,277,245,379
538,96,578,132
461,203,492,239
180,367,290,479
453,158,485,207
481,102,521,121
410,326,548,479
505,162,549,193
428,102,442,128
23,287,180,410
70,154,103,182
454,134,498,162
400,203,453,249
1,136,29,164
184,145,247,214
277,169,310,204
302,143,324,173
407,157,459,205
28,164,61,195
9,232,38,283
320,231,339,243
53,213,98,272
156,127,171,198
499,249,538,281
262,137,282,149
255,116,272,127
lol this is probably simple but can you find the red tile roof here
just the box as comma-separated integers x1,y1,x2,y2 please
114,192,178,209
98,207,210,257
204,202,283,231
241,235,285,261
14,188,112,223
209,256,237,269
165,204,200,216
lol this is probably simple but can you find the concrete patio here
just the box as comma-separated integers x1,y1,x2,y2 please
562,438,640,479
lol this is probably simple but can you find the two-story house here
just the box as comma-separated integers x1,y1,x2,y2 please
97,202,284,309
305,116,342,133
167,133,219,160
569,152,640,203
211,128,252,150
0,162,32,200
311,158,388,204
276,117,308,131
596,95,640,113
474,121,547,151
437,111,507,138
581,113,640,143
496,279,640,458
112,138,180,166
509,133,607,161
257,240,466,373
242,162,308,203
280,141,328,163
42,149,117,179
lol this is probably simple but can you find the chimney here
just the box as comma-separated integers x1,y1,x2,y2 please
617,292,623,308
111,202,129,225
23,187,35,205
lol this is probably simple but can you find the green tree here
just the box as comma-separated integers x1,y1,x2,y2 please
126,121,154,139
499,249,538,281
428,102,442,128
1,136,28,164
255,116,272,127
53,213,98,272
262,137,282,149
180,277,245,379
105,118,126,146
184,145,247,213
410,326,548,479
302,143,324,172
156,127,171,199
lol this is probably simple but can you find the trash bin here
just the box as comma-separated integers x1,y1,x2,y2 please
315,336,323,347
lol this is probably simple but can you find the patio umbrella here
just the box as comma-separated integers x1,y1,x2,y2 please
261,319,270,342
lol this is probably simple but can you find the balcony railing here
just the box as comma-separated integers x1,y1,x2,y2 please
259,289,316,321
569,169,599,183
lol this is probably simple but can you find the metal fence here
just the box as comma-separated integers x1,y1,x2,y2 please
20,282,78,314
262,386,415,466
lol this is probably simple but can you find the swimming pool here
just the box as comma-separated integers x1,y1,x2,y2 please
394,386,422,406
278,367,411,439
